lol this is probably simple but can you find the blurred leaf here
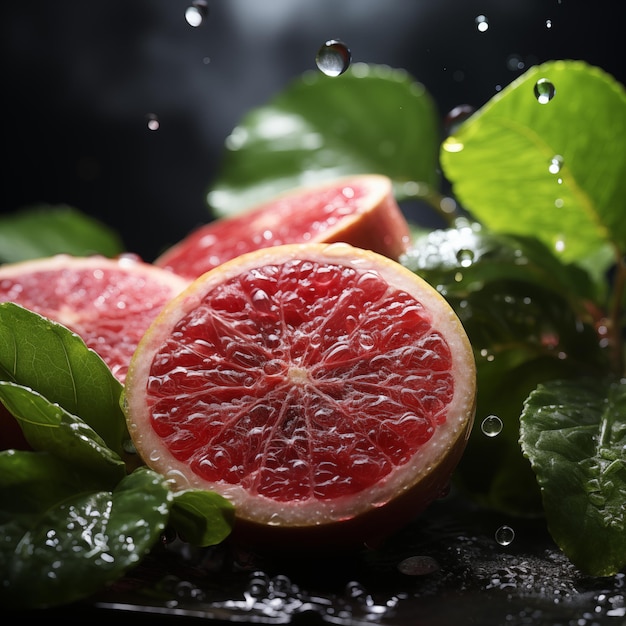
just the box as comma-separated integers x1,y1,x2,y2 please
208,63,440,217
440,60,626,274
171,490,235,547
0,303,126,455
520,378,626,576
0,205,124,263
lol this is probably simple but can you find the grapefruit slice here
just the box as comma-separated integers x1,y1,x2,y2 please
0,255,189,383
123,243,476,548
155,174,411,280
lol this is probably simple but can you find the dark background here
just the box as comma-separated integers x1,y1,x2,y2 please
1,0,624,261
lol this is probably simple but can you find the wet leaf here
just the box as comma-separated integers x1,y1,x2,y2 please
440,61,626,277
520,378,626,576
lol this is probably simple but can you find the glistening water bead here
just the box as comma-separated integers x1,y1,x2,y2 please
495,525,515,546
534,78,556,104
481,415,503,437
316,40,351,77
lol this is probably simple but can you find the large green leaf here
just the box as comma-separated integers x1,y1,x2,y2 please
440,61,626,269
0,205,124,263
208,63,440,217
0,303,126,454
520,378,626,576
0,460,172,609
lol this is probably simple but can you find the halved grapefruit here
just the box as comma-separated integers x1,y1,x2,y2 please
124,243,476,548
0,254,189,383
155,174,411,280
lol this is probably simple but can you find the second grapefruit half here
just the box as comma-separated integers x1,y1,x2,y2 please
155,174,411,279
124,243,476,547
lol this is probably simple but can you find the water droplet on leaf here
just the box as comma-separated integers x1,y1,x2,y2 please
316,39,351,77
534,78,556,104
549,155,564,174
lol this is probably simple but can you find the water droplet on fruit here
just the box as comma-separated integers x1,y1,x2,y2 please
475,15,489,32
481,415,503,437
534,78,556,104
456,249,475,268
549,155,564,174
398,555,440,575
316,39,351,77
185,0,208,27
146,113,160,131
495,525,515,546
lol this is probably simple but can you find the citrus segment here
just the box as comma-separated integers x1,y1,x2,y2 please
124,243,475,545
0,255,189,383
155,174,411,279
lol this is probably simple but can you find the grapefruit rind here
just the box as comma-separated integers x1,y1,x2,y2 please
124,243,476,543
155,174,411,279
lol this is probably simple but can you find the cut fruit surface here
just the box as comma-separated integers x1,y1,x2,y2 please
155,174,411,279
124,243,476,546
0,255,189,383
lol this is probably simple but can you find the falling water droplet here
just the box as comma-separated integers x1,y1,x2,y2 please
549,155,564,174
456,248,475,268
475,15,489,33
316,39,351,77
546,19,552,29
444,104,475,135
481,415,503,437
534,78,556,104
185,1,209,27
495,525,515,546
146,113,160,131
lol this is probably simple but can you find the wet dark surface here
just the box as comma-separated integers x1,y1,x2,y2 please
19,491,624,625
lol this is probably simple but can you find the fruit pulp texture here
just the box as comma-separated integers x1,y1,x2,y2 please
147,259,454,503
162,183,377,273
0,266,178,382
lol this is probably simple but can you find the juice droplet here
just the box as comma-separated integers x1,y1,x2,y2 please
495,525,515,546
534,78,556,104
146,113,160,131
316,39,351,77
475,15,489,32
185,0,209,27
481,414,503,437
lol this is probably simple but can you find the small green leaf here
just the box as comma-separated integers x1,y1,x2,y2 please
440,61,626,271
0,381,125,480
0,463,172,610
0,205,124,263
170,490,235,547
208,63,439,217
520,378,626,576
0,303,126,454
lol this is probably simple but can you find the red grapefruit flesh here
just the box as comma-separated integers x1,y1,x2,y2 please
155,174,411,280
0,255,189,383
123,243,476,548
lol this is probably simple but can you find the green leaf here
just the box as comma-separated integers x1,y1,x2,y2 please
0,462,172,609
520,378,626,576
440,60,626,271
208,63,440,217
0,205,124,263
0,381,125,481
170,490,235,547
0,303,126,455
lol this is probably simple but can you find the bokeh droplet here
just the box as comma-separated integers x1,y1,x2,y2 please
475,15,489,32
534,78,556,104
146,113,160,131
185,1,209,27
495,525,515,546
316,39,351,77
481,415,503,437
